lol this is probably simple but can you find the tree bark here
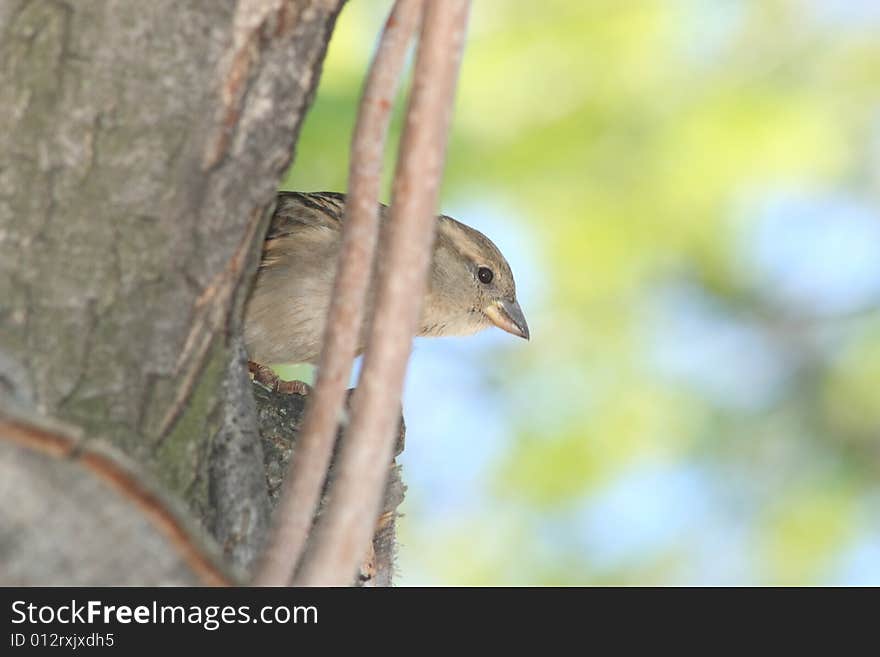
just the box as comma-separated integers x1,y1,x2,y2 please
252,383,406,585
0,0,344,574
0,399,231,585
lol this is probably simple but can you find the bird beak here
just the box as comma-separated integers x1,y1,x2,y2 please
485,299,530,340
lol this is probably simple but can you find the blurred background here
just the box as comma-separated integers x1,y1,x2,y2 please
279,0,880,584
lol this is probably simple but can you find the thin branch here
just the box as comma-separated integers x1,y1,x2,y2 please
252,0,425,586
295,0,471,586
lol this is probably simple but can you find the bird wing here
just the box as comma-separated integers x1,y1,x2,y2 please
268,191,346,237
261,192,348,269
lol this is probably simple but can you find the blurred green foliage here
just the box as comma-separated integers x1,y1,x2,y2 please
283,0,880,584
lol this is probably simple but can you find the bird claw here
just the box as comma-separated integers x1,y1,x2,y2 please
248,361,311,396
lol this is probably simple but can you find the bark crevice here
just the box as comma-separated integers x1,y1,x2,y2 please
0,0,347,576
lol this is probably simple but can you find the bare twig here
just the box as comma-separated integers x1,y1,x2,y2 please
295,0,471,586
252,0,425,586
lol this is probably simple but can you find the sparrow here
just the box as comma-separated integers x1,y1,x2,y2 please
244,191,529,373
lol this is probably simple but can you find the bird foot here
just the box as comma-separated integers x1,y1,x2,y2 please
248,361,312,396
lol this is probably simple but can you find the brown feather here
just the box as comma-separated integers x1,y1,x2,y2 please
244,191,526,365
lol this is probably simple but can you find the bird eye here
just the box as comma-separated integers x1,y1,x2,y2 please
477,267,494,284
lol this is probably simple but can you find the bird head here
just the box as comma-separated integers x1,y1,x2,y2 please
419,215,530,341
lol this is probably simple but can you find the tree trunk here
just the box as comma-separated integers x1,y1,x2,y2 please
0,0,344,575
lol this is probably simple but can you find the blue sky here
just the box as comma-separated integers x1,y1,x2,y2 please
395,182,880,585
